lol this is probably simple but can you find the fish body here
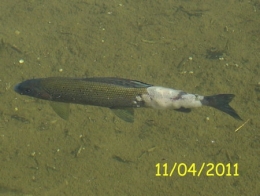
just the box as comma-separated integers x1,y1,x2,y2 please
14,77,242,121
15,77,150,108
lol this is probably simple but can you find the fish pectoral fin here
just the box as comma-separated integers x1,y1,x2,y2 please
111,108,134,123
50,102,70,120
174,107,191,113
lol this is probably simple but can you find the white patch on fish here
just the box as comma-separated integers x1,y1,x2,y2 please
141,86,204,109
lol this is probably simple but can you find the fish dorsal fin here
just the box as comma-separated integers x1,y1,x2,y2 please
81,77,152,88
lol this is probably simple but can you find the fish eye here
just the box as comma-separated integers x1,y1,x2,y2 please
25,88,31,93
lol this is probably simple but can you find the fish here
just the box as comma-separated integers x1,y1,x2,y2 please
14,77,242,122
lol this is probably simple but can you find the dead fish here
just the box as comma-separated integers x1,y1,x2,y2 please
14,77,242,122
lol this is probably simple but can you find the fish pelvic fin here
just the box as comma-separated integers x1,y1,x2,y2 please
201,94,242,120
111,108,134,123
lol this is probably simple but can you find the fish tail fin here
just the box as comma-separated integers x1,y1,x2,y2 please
202,94,242,120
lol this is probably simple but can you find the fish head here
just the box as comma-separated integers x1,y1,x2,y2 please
14,79,51,100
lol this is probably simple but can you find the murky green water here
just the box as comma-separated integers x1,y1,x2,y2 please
0,0,259,195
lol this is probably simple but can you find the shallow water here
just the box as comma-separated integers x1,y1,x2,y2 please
0,0,259,195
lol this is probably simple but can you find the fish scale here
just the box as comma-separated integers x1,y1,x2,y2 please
38,77,149,108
